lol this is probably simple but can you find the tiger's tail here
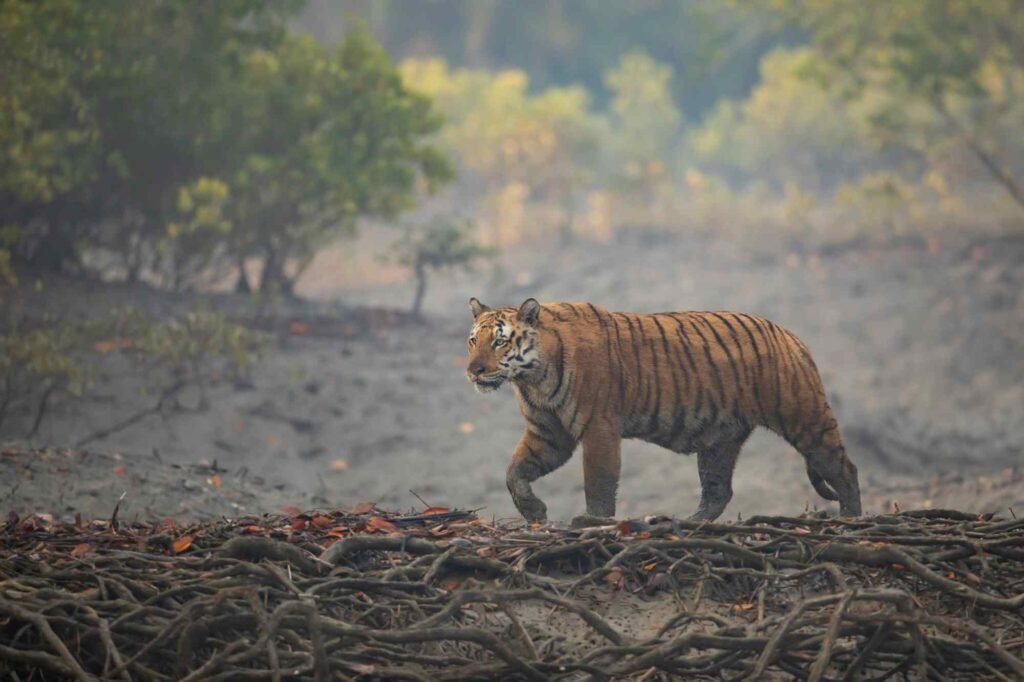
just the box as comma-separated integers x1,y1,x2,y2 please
805,466,840,501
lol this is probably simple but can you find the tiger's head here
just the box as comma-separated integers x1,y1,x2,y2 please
465,297,543,393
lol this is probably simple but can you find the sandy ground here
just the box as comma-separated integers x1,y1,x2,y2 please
3,229,1023,524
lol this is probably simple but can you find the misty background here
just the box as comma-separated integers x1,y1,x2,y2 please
2,0,1022,523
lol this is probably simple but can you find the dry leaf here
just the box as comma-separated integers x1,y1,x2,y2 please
173,536,194,553
265,434,281,449
458,422,475,435
113,466,127,477
291,519,308,531
891,563,905,571
604,567,625,588
642,560,658,572
329,459,348,472
93,338,132,354
282,505,302,516
311,515,332,528
288,321,309,335
352,502,375,514
70,543,93,557
733,602,756,611
367,516,398,533
422,506,450,515
242,525,263,534
208,474,222,490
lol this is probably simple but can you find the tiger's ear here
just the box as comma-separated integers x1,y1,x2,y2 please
469,297,490,319
517,298,541,325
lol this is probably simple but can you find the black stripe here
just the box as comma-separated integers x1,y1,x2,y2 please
729,313,768,423
646,335,662,435
652,316,681,439
609,313,628,406
588,304,619,413
547,329,566,402
688,317,725,406
702,315,743,407
621,313,644,406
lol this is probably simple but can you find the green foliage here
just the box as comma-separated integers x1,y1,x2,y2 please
834,172,923,234
303,0,793,120
0,3,452,290
391,217,494,319
162,178,233,292
0,308,262,436
229,30,453,294
766,0,1024,213
604,51,682,187
401,59,601,194
0,317,94,436
691,48,885,192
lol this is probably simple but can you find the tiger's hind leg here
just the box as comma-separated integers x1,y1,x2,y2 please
689,430,751,522
795,414,862,517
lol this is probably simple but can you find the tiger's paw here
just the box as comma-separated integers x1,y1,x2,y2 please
570,514,617,529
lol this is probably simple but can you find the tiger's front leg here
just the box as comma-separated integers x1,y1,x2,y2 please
506,429,574,524
571,420,621,528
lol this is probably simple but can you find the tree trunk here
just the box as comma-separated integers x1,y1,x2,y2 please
931,94,1024,215
235,254,252,294
411,258,427,321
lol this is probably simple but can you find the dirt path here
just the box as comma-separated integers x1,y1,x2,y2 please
4,230,1023,523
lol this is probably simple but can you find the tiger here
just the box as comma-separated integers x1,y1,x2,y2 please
465,297,862,526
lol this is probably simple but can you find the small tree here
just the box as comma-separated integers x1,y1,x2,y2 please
393,218,493,321
227,30,454,296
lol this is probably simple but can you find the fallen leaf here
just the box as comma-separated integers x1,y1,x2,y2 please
891,563,905,571
209,474,222,490
291,519,308,531
351,502,375,514
93,337,133,354
329,459,348,472
793,527,810,535
288,321,309,335
242,525,264,534
642,560,658,572
173,536,194,553
265,434,281,449
458,422,475,435
70,543,93,557
732,602,756,611
282,505,302,516
114,466,127,477
367,516,398,533
311,515,332,528
604,567,625,588
422,506,450,515
444,579,460,590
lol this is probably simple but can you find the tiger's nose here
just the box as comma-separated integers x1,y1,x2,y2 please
468,361,486,377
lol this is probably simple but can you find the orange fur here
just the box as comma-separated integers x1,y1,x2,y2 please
466,299,862,524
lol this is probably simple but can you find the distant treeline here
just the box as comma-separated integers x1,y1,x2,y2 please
2,1,1023,295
